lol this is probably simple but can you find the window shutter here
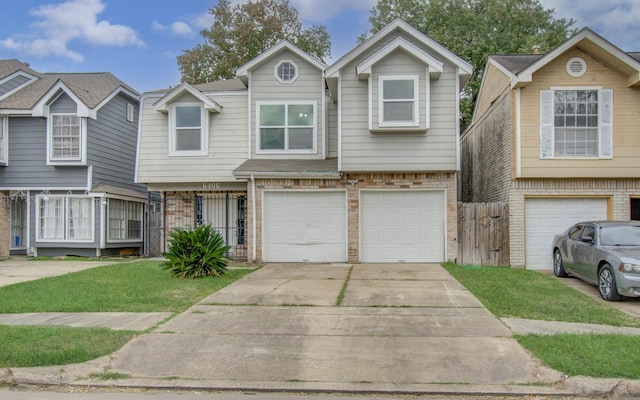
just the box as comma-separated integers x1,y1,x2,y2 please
599,89,613,159
539,90,554,159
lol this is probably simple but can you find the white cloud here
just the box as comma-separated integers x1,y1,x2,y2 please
539,0,640,51
0,0,143,62
153,20,193,37
193,11,215,29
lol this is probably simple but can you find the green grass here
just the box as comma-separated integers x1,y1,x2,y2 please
444,262,640,378
0,325,135,368
443,263,640,328
0,261,252,313
516,334,640,379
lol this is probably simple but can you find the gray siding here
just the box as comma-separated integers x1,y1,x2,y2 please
250,50,325,159
0,75,30,98
340,58,459,172
136,92,248,184
0,117,87,187
89,93,145,193
50,93,77,113
327,96,338,158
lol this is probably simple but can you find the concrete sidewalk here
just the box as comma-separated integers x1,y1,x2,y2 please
0,258,126,287
2,262,640,397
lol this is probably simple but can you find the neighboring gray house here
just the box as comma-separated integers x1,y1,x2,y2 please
0,59,146,258
136,19,472,263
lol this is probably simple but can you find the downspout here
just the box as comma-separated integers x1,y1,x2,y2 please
251,174,257,262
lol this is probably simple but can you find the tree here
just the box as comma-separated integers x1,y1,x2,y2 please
363,0,576,127
178,0,331,84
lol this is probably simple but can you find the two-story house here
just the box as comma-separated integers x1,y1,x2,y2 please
137,19,472,263
460,28,640,269
0,59,146,258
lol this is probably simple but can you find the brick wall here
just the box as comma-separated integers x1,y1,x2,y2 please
249,173,457,264
0,192,9,258
509,179,640,267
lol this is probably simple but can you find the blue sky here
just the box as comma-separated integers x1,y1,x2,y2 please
1,0,639,93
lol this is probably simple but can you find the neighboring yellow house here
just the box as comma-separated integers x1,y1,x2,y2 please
461,28,640,270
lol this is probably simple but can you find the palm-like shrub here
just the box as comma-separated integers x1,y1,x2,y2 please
162,224,231,279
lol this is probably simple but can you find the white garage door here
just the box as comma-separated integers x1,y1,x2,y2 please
263,191,346,262
525,198,607,269
361,190,445,263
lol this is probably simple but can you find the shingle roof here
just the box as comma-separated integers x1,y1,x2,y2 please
233,158,340,178
0,60,138,111
490,54,544,75
629,52,640,62
0,59,40,80
193,79,246,92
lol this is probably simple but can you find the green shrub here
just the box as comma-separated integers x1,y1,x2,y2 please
162,225,231,279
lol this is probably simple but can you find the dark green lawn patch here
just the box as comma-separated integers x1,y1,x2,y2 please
516,333,640,379
0,261,252,313
0,325,135,368
443,263,640,327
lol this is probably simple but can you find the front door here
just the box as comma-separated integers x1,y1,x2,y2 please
10,197,27,251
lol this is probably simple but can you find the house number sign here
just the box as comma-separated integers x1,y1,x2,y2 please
202,183,221,189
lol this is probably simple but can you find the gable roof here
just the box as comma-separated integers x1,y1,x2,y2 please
490,28,640,88
0,60,139,116
152,82,222,113
325,19,472,85
236,40,327,84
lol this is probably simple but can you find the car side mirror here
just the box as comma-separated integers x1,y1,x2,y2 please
582,235,593,243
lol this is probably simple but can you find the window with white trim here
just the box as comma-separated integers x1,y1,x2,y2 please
170,103,207,155
37,196,93,241
540,88,613,159
275,60,298,83
48,114,86,164
379,75,419,127
108,199,143,241
0,116,6,165
257,102,315,152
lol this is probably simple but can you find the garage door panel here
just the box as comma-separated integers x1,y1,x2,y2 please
264,191,346,262
525,198,607,270
361,191,445,263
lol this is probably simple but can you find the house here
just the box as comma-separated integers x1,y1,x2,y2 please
136,19,472,263
0,59,146,258
460,28,640,269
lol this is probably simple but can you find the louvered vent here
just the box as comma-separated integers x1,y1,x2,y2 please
566,57,587,77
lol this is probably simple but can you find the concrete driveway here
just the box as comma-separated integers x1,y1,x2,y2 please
102,263,563,393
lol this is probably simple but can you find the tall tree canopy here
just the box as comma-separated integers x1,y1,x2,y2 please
363,0,576,127
178,0,331,84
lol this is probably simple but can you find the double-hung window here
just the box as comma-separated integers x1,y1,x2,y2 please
108,199,143,241
379,75,419,127
257,102,315,153
37,196,93,241
540,88,613,159
48,114,86,165
170,103,207,155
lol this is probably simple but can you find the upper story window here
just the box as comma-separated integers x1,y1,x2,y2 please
275,60,298,83
540,88,612,159
0,116,6,165
257,102,315,153
170,103,207,156
47,114,87,165
379,75,419,127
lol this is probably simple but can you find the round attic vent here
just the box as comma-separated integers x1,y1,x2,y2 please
566,57,587,77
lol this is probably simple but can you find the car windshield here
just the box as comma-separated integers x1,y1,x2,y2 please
599,225,640,246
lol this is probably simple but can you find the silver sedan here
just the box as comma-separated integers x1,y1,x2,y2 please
552,221,640,301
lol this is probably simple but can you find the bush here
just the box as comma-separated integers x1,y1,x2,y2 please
162,225,231,279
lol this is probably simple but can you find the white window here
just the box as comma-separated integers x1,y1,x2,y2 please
170,103,207,156
108,199,143,241
275,60,298,83
540,88,613,159
37,196,94,241
379,75,419,127
126,103,135,122
0,116,6,165
47,114,87,165
257,102,315,153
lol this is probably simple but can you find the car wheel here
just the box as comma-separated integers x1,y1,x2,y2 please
598,264,622,301
553,249,568,277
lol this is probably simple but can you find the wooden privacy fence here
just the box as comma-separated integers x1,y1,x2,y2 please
457,202,509,266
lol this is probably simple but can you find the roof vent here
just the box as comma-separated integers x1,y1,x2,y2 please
566,57,587,77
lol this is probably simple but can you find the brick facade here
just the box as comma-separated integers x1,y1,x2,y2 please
248,172,458,264
0,192,9,258
508,179,640,267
